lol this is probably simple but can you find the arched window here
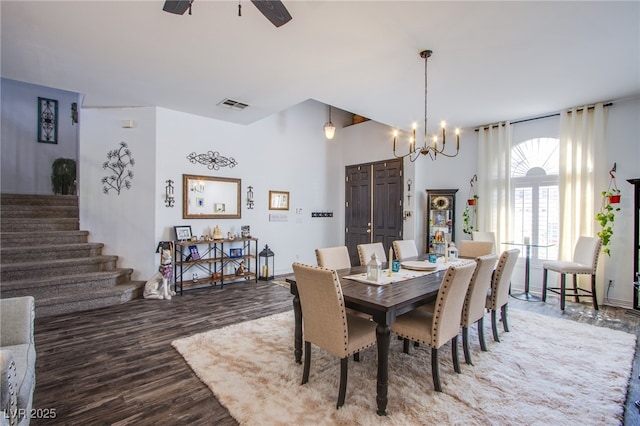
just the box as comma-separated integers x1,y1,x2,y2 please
511,138,559,261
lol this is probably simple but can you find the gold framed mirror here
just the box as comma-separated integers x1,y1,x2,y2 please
269,190,289,210
183,174,241,219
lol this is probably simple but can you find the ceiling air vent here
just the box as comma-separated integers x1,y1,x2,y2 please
218,98,249,111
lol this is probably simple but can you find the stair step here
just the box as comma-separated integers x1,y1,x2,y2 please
0,243,104,263
0,204,78,218
0,269,135,298
0,194,78,206
0,256,119,281
1,217,79,232
34,282,145,317
0,230,89,247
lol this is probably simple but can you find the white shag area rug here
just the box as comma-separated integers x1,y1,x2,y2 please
172,309,636,425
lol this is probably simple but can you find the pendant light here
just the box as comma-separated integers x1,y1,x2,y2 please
323,105,336,140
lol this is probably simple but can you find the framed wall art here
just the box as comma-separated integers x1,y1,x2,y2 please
37,97,58,144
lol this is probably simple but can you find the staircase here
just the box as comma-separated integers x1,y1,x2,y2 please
0,194,144,317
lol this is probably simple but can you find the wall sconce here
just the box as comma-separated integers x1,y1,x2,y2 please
323,105,336,140
165,179,175,207
247,185,254,209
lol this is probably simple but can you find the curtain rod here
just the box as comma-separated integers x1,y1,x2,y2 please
474,102,613,132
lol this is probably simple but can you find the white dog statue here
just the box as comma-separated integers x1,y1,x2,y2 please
144,249,176,300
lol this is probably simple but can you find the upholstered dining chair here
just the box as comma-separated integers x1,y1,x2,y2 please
471,231,497,254
315,246,351,270
460,253,499,365
357,242,387,266
392,239,418,261
458,240,494,259
291,262,377,408
541,236,602,311
485,249,520,343
390,261,476,392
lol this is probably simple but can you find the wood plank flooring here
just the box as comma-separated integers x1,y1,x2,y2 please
31,280,640,425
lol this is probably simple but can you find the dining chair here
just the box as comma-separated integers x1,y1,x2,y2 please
315,246,351,270
390,261,476,392
471,231,497,254
392,239,418,261
291,262,377,408
485,249,520,342
458,240,494,259
357,242,387,266
460,253,499,365
541,236,602,311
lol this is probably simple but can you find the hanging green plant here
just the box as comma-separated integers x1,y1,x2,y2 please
596,163,621,256
51,158,76,195
463,175,478,234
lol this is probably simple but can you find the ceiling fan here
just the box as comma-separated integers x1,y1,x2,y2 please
162,0,292,28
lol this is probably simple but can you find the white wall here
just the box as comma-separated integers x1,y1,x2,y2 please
154,101,340,276
79,107,157,280
1,78,80,194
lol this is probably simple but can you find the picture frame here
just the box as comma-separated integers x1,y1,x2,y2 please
174,225,193,241
37,97,58,144
229,248,243,258
188,245,200,260
269,190,290,210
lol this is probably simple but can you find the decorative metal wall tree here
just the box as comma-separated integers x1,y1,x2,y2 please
102,141,135,195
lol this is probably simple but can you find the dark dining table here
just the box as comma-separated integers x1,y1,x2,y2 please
286,258,446,416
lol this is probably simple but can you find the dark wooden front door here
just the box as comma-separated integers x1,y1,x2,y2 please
345,159,403,265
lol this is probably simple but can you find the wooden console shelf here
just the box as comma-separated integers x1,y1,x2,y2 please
173,237,258,295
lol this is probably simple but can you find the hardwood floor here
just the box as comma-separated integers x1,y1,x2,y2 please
31,280,640,425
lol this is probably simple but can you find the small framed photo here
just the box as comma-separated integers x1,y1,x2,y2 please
188,245,200,260
174,225,193,241
229,248,243,258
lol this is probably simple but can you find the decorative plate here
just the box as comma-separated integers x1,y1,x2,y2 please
401,261,437,271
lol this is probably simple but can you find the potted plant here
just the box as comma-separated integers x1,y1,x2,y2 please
51,158,76,195
596,164,621,256
462,195,478,235
463,176,478,234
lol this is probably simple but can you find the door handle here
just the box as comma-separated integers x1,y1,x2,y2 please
366,229,371,233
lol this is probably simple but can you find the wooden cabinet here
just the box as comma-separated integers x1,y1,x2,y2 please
425,189,458,255
174,237,258,295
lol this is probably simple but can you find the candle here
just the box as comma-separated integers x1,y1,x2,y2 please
441,121,446,146
455,128,460,150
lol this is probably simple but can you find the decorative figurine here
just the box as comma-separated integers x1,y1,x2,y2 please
235,260,246,276
213,225,223,240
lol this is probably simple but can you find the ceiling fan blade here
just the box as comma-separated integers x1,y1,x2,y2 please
162,0,192,15
250,0,292,27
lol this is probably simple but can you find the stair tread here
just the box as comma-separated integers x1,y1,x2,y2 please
34,282,145,306
0,269,135,288
0,242,104,253
1,255,119,269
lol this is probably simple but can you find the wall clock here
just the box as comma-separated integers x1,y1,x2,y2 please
38,97,58,144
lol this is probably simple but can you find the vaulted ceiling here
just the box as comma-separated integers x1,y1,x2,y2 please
2,1,638,131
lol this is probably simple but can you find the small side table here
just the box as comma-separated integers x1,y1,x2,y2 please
503,242,554,302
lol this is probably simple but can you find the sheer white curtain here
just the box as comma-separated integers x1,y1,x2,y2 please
558,103,606,260
477,122,513,251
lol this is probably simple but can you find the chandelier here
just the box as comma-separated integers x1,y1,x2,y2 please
393,50,460,162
